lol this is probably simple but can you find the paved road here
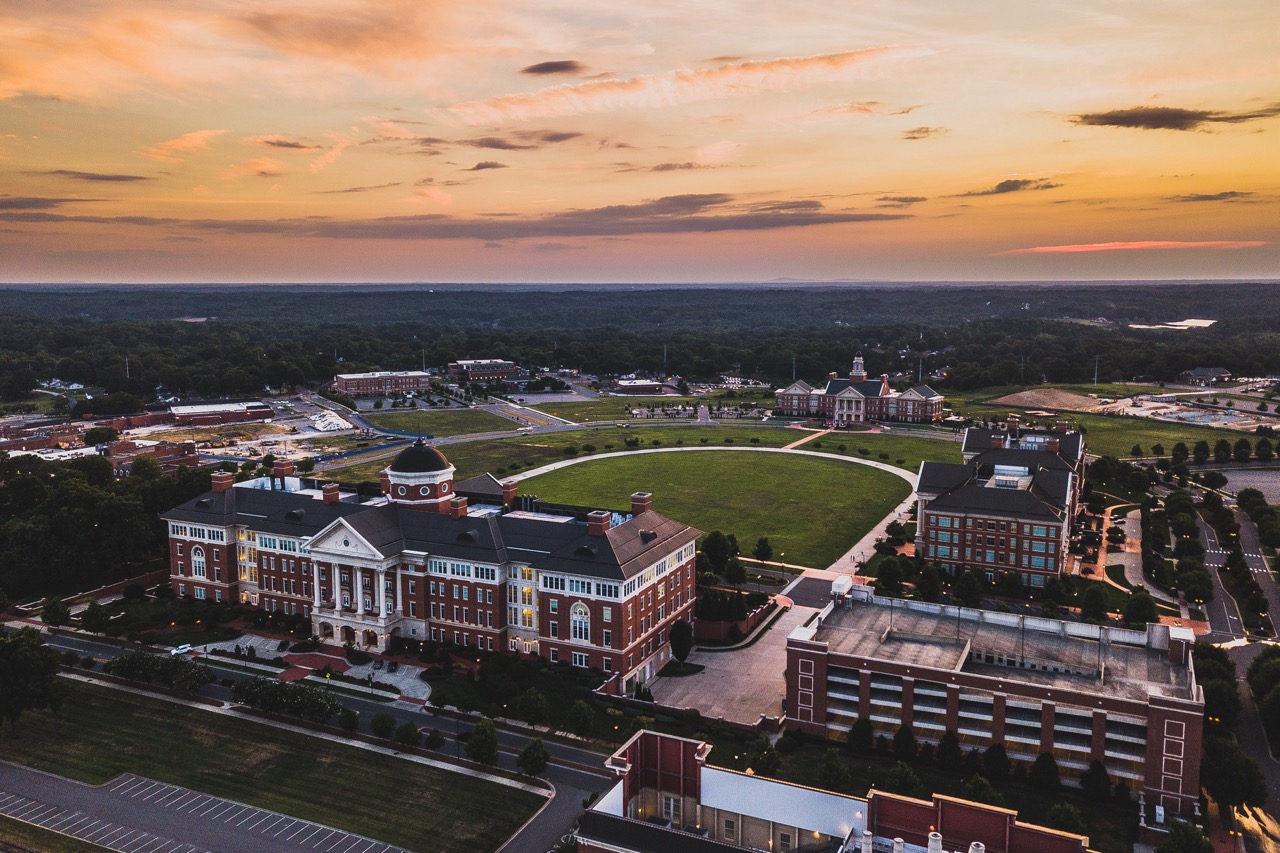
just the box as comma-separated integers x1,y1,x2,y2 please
1199,518,1248,643
0,763,414,853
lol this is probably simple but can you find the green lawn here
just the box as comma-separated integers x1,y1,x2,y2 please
0,681,542,853
0,815,111,852
365,408,515,436
529,395,698,422
520,451,912,567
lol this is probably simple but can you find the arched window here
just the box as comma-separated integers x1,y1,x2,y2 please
571,603,590,642
192,546,206,578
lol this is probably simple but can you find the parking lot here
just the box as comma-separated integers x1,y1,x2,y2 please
0,762,413,853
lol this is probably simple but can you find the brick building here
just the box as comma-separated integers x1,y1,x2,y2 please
446,359,520,381
774,355,944,424
914,418,1084,586
785,588,1203,825
577,729,1097,853
334,371,433,396
162,441,698,692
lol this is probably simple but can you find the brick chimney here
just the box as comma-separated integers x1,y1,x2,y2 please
631,492,653,516
828,371,838,380
322,483,340,505
449,496,468,519
990,434,1004,449
211,471,234,493
1054,420,1069,434
587,509,611,536
1045,437,1061,454
501,479,518,507
272,459,295,479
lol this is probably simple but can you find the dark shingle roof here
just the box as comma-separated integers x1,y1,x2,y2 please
162,486,365,536
389,440,452,473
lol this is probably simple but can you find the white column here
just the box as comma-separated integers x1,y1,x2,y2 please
376,568,386,616
396,566,405,615
355,567,365,614
312,562,322,608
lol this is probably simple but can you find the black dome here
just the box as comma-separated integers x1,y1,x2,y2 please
389,440,451,473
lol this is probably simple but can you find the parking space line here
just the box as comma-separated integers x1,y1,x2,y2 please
194,799,225,817
2,798,33,816
155,789,188,806
11,801,45,819
63,816,96,834
289,823,318,841
112,776,143,793
272,818,298,836
337,837,364,853
134,836,167,853
205,802,235,819
0,793,21,807
46,812,85,830
127,781,159,798
246,812,276,830
140,785,173,802
113,829,143,848
222,805,248,823
100,826,132,845
258,815,284,833
168,792,198,809
178,794,209,812
308,828,337,848
236,809,262,826
85,822,121,841
323,831,348,851
27,804,60,822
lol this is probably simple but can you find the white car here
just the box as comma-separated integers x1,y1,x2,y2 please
170,644,193,656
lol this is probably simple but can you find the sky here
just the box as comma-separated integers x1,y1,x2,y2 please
2,0,1278,284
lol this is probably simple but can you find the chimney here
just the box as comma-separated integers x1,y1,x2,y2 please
861,831,873,853
322,483,340,505
893,839,905,853
1005,414,1020,434
211,471,234,493
1054,420,1069,434
501,479,518,507
829,371,838,380
631,492,653,516
587,509,611,536
990,435,1004,449
928,833,943,853
182,440,196,456
1045,437,1060,454
880,373,891,396
272,458,295,479
449,496,468,519
968,844,986,853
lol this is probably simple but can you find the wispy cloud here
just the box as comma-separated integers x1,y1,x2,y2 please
997,240,1268,255
438,47,928,123
141,129,227,163
1166,191,1254,202
220,158,283,181
246,135,321,151
521,60,585,76
651,162,708,172
1072,103,1280,131
877,195,927,206
957,178,1061,197
902,126,946,140
0,195,100,210
465,161,507,171
315,182,403,194
28,170,150,182
310,140,349,173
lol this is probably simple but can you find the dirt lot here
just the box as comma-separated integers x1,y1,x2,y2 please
989,389,1103,411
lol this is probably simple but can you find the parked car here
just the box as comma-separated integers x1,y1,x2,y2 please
170,644,193,656
372,659,384,670
276,639,290,652
387,661,399,673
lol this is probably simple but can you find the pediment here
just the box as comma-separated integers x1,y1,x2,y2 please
307,518,384,560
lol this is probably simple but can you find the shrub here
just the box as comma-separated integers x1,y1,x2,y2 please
370,713,397,739
338,709,359,733
394,721,421,747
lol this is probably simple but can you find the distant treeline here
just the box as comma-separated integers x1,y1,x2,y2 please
0,283,1276,402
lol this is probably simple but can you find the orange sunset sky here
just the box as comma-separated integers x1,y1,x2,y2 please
2,1,1278,283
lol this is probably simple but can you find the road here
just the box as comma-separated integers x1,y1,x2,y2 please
39,633,613,853
1198,517,1248,643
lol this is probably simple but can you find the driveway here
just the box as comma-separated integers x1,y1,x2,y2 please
650,604,816,727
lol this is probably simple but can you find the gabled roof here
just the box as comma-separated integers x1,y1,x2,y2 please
453,472,505,499
161,486,365,536
908,385,942,398
776,380,812,395
962,428,1083,465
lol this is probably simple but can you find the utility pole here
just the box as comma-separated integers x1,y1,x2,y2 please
1094,357,1100,385
792,355,796,381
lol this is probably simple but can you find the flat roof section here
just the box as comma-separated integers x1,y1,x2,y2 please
812,600,1191,702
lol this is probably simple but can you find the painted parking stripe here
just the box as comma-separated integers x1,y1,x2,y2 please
46,811,85,830
2,798,33,815
27,804,60,822
271,818,298,836
0,793,21,807
85,822,122,841
134,836,169,853
290,823,319,841
323,831,349,851
222,805,248,822
259,815,285,833
128,781,161,798
100,826,133,844
12,801,46,819
236,808,262,826
308,828,337,848
141,784,175,801
247,811,277,830
168,792,199,809
178,795,210,812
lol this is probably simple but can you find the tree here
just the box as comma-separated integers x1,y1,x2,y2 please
936,729,964,770
394,721,421,747
1080,760,1112,800
80,599,110,635
883,762,927,799
466,718,500,765
567,699,595,736
962,774,1005,807
892,724,917,759
956,568,985,608
338,708,359,733
1200,470,1228,490
515,688,548,726
915,563,941,602
1200,735,1267,810
517,737,550,776
0,628,64,731
723,557,747,589
1131,444,1143,457
816,747,849,790
670,619,693,665
1080,585,1107,624
849,718,874,753
746,736,782,777
702,531,732,574
1043,803,1086,836
875,558,904,598
370,713,397,739
1256,437,1274,464
1233,438,1252,464
982,743,1010,781
1123,591,1159,628
41,597,70,629
1171,442,1189,465
1029,752,1061,790
0,586,9,614
1213,439,1232,464
83,426,120,445
753,537,773,563
1155,821,1212,853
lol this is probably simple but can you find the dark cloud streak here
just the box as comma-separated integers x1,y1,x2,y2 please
1072,103,1280,131
956,178,1061,197
29,170,150,182
521,60,585,76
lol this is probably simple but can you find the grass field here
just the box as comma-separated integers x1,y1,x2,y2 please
365,407,514,436
520,451,912,567
0,681,541,853
529,395,697,422
327,425,961,485
0,815,111,852
145,422,281,443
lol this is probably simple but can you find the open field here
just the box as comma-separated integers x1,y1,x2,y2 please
365,407,514,436
521,451,912,567
327,425,961,484
144,422,280,443
0,681,541,853
529,395,693,422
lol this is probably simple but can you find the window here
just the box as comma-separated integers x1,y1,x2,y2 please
602,629,612,647
549,648,559,662
662,795,680,824
602,607,611,622
194,587,206,600
571,603,590,642
603,657,612,672
192,546,206,578
780,832,793,852
550,622,559,638
549,598,558,614
724,819,736,842
409,580,416,594
572,651,588,668
176,543,183,557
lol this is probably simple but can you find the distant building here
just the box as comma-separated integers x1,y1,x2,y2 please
612,378,666,395
578,729,1098,853
447,359,520,381
1177,367,1232,387
334,371,433,396
785,587,1204,829
914,417,1083,586
162,442,698,693
774,355,944,424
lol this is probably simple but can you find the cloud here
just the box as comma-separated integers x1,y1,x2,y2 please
459,136,535,150
515,130,582,144
817,100,882,116
411,187,454,205
28,170,150,182
521,60,585,76
877,195,927,205
219,158,284,181
1167,191,1254,202
465,161,507,171
996,240,1268,255
316,182,403,194
141,129,227,162
902,126,946,140
1072,103,1280,131
438,46,929,123
310,140,349,173
651,162,706,172
0,195,99,210
957,178,1061,197
247,135,321,151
